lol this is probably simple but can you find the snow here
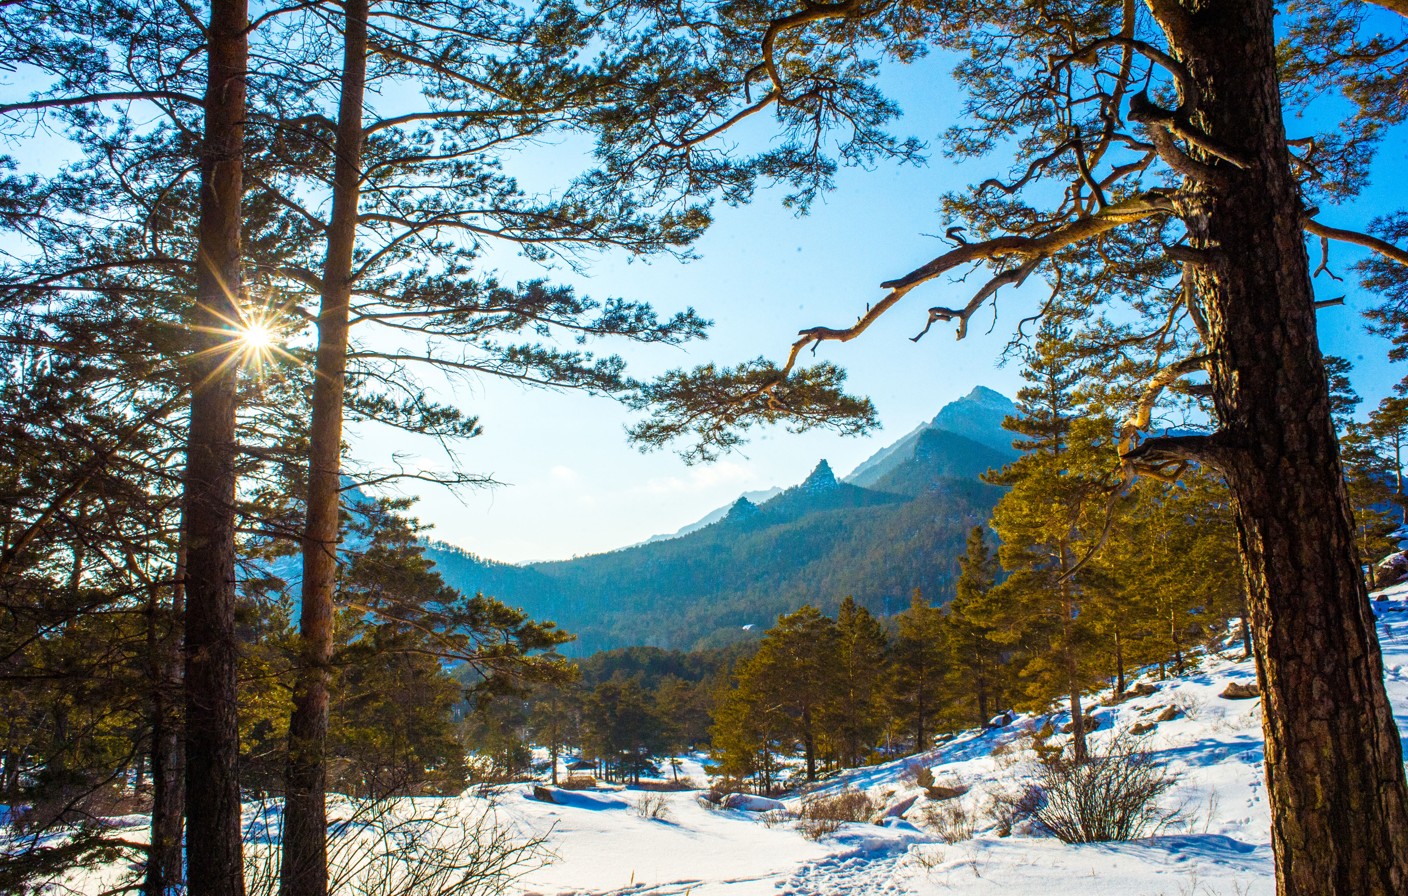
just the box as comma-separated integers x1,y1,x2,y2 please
488,592,1408,896
32,592,1408,896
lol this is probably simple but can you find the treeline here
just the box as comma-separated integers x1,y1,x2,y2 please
1,494,570,810
425,474,1002,654
460,644,751,785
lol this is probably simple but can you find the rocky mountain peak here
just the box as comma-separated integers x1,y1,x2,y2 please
801,459,838,491
724,496,760,522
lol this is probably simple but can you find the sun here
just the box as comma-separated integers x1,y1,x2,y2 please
239,321,275,351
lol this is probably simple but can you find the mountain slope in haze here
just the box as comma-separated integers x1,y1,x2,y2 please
639,487,784,545
846,386,1017,489
424,387,1016,654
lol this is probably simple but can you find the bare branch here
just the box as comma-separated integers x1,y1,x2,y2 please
911,256,1042,342
1117,354,1208,456
1304,217,1408,268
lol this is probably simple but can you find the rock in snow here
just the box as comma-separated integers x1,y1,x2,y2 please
1375,551,1408,588
722,792,787,812
1220,681,1261,700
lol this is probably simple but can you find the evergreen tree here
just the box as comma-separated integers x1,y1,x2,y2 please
526,674,581,787
945,527,1006,727
709,678,784,794
1324,357,1400,572
886,589,945,752
827,597,888,768
988,320,1121,761
582,676,661,783
718,606,838,782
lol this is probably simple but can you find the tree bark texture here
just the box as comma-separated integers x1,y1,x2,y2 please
145,543,185,896
1155,1,1408,892
281,3,369,894
183,0,248,893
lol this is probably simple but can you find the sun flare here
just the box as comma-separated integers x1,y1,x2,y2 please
240,322,275,350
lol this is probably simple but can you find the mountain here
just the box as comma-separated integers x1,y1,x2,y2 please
638,487,784,544
423,387,1017,655
846,386,1017,488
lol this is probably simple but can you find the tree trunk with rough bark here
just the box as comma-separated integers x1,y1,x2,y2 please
183,0,248,893
1151,1,1408,891
145,543,184,896
280,3,368,894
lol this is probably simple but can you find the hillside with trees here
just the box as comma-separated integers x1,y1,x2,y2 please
425,388,1015,652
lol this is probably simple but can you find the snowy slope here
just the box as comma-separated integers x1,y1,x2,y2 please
488,590,1408,896
44,592,1408,896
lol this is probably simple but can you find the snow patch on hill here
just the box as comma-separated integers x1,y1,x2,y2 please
490,591,1408,896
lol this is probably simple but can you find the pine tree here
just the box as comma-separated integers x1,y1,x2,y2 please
887,589,945,752
945,527,1005,727
719,606,838,782
988,319,1121,761
827,597,888,768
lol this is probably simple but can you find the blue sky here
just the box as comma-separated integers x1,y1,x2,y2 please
350,59,1408,564
5,41,1404,565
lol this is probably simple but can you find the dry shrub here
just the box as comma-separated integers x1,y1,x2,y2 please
557,775,596,790
757,807,794,828
1025,733,1184,843
795,789,875,840
633,792,671,820
900,762,934,788
634,777,698,792
916,798,976,844
243,796,548,896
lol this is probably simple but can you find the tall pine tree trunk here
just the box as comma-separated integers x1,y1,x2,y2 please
1150,1,1408,890
1058,550,1087,761
183,0,248,892
281,3,368,894
145,542,185,896
801,705,817,781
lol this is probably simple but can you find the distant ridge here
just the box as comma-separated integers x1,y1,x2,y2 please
423,386,1016,654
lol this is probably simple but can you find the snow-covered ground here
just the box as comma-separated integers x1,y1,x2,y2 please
489,589,1408,896
24,591,1408,896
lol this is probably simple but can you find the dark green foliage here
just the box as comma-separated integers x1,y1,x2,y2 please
427,468,1003,654
945,526,1007,728
828,597,890,767
887,589,946,751
711,605,839,785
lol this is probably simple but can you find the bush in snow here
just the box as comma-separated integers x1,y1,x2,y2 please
242,795,547,896
1026,732,1184,843
795,789,875,840
633,792,672,820
635,777,699,792
916,797,976,843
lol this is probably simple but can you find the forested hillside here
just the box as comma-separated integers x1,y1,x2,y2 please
426,388,1015,653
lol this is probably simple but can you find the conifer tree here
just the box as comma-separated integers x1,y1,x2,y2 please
988,319,1122,761
1365,395,1408,528
946,527,1006,727
720,606,838,782
827,597,888,768
709,678,784,793
886,589,945,752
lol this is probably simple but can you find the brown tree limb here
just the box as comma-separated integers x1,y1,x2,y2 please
1304,217,1408,267
910,256,1042,342
1117,353,1208,456
768,190,1175,386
